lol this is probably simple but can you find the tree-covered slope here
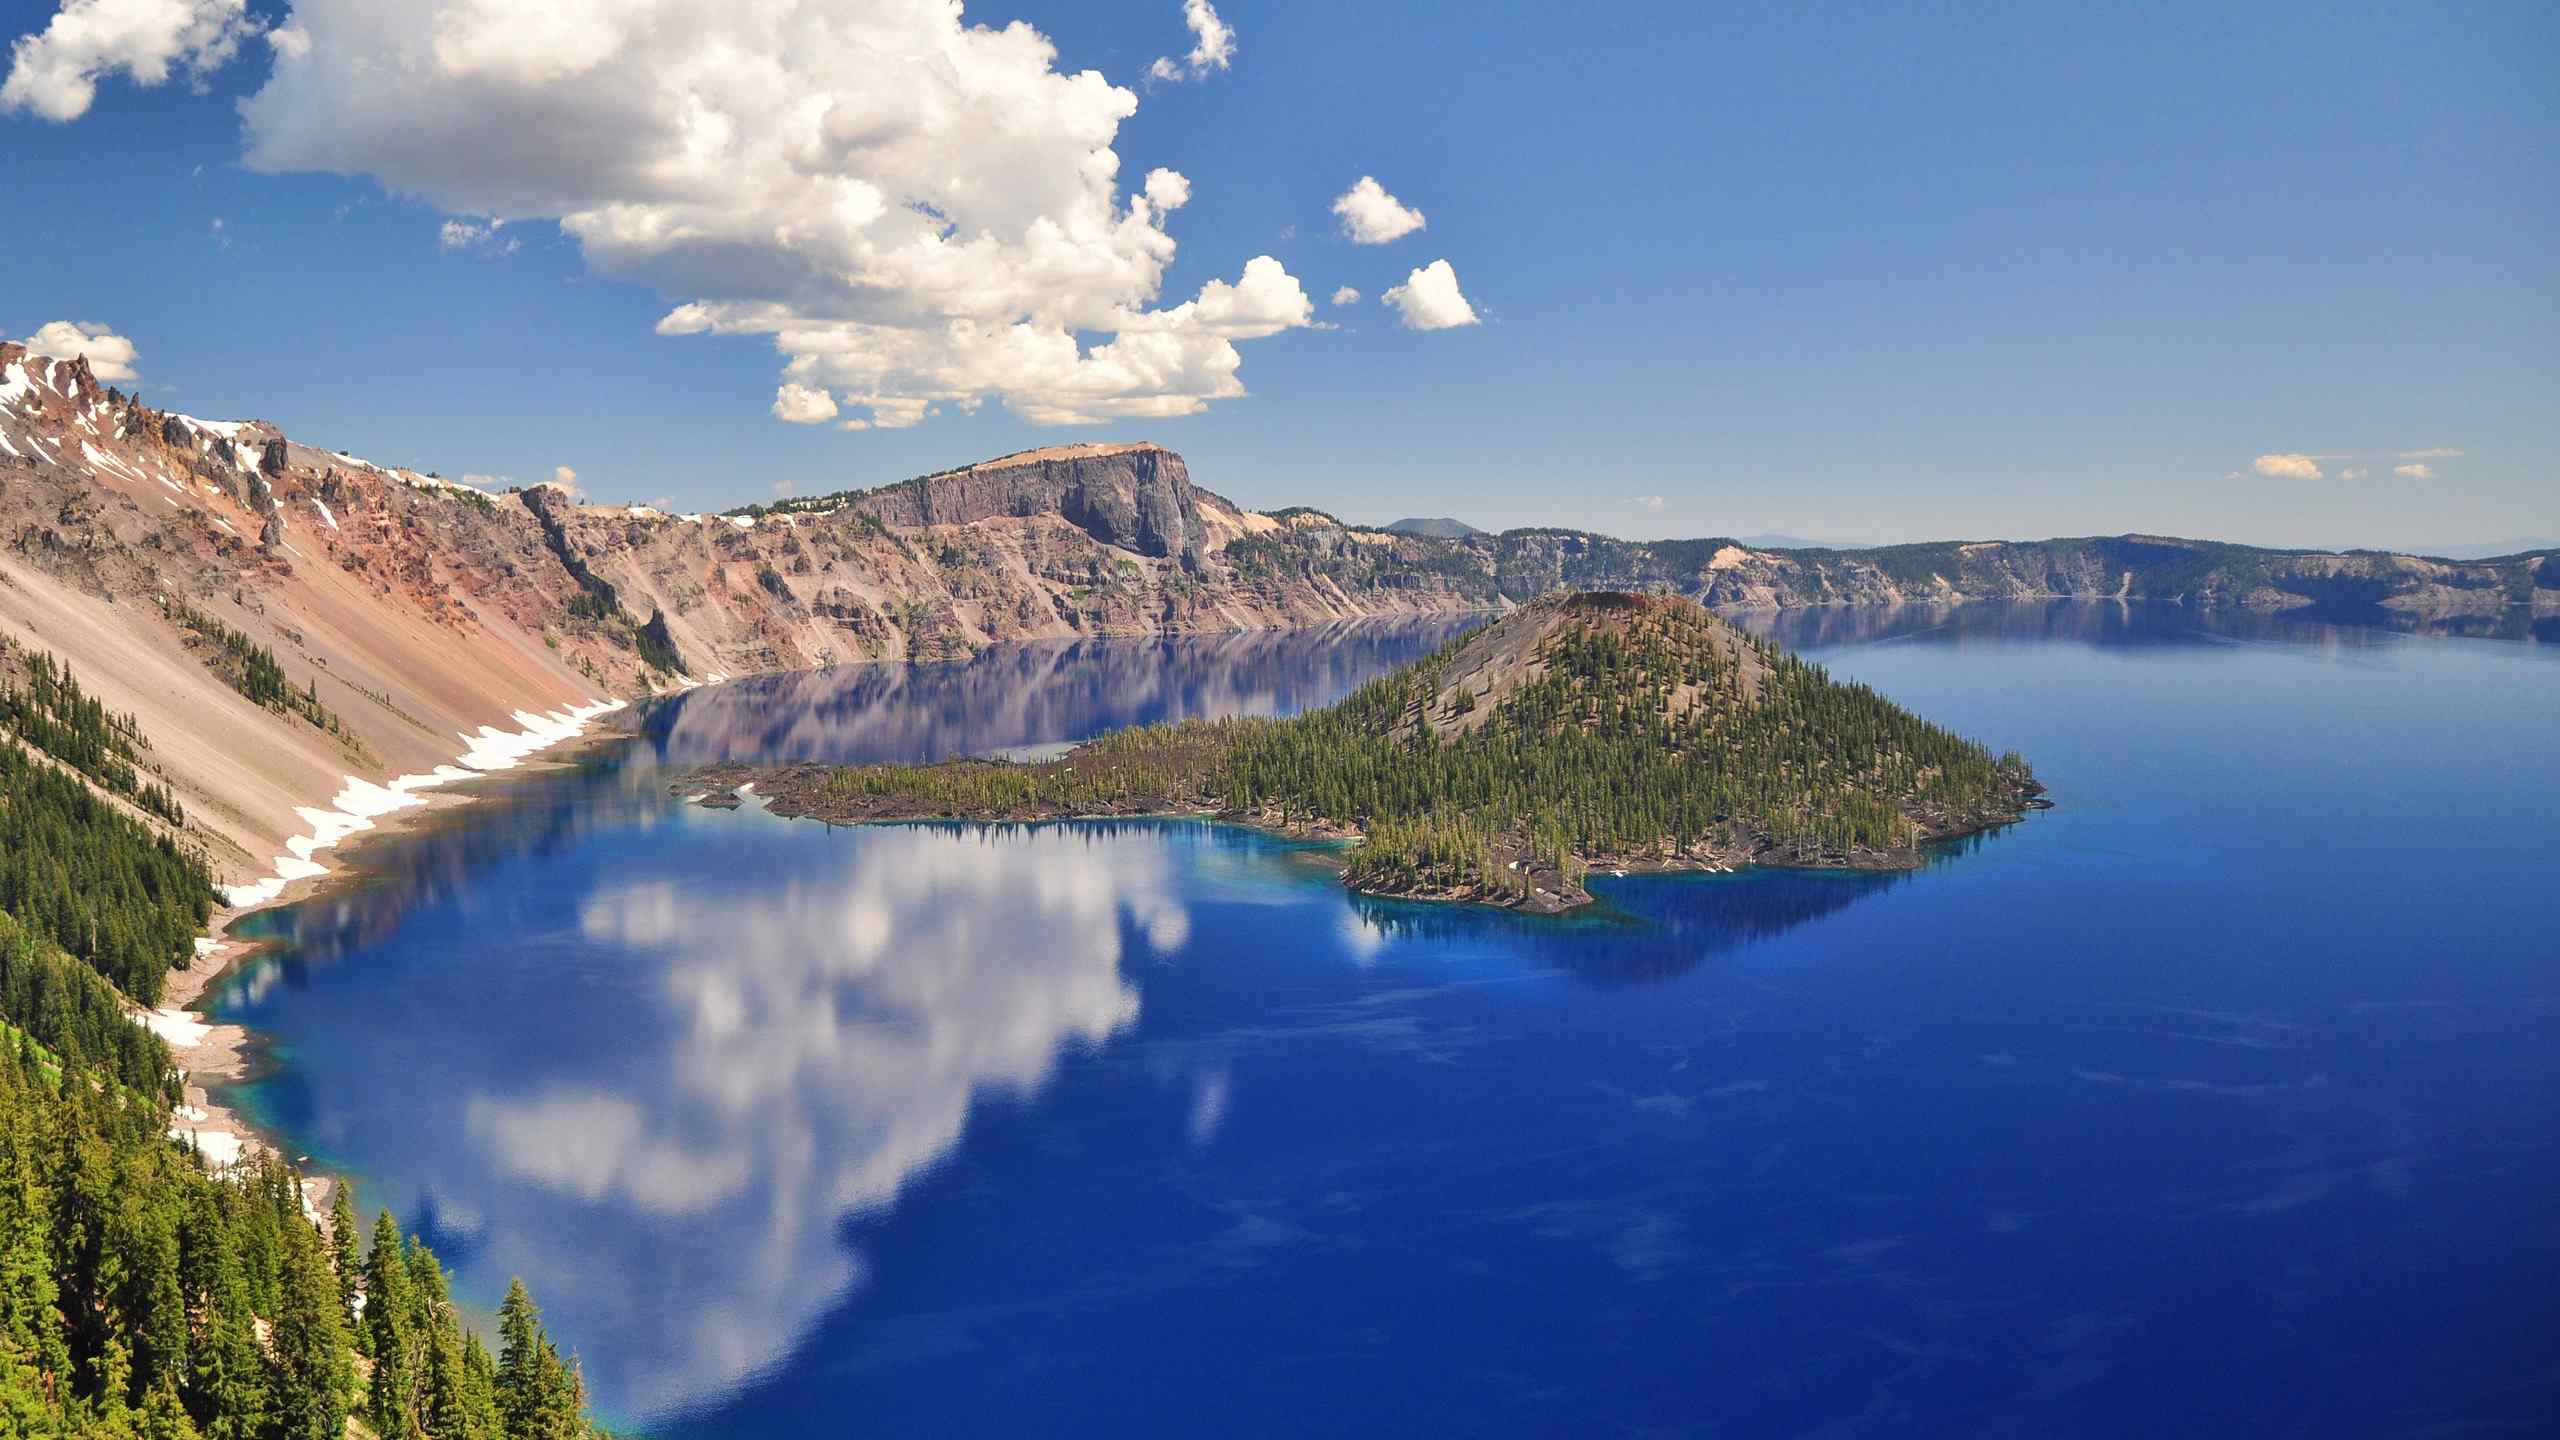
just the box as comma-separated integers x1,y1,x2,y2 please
721,592,2045,911
0,718,601,1437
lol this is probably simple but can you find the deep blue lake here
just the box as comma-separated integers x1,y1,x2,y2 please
212,604,2560,1437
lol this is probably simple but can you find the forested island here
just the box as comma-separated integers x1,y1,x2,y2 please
0,646,602,1439
689,592,2047,912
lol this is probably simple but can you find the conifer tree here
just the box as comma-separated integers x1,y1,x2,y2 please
325,1186,362,1341
497,1278,589,1440
363,1212,422,1439
265,1220,351,1440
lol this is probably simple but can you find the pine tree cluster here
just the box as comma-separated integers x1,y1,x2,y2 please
0,651,185,826
0,738,213,1006
156,598,347,741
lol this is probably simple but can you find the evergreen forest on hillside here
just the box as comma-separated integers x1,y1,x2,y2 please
0,701,602,1437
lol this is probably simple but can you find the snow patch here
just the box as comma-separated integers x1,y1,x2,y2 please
0,429,18,459
142,1007,213,1048
173,415,254,440
312,499,340,530
175,1126,244,1169
80,441,138,480
0,362,33,410
217,698,628,909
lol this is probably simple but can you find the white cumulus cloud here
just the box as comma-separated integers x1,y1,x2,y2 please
548,465,580,495
771,383,838,425
2393,463,2433,480
1329,285,1360,306
1331,175,1427,245
18,319,140,381
229,0,1313,430
2250,453,2323,480
1148,0,1234,83
1382,259,1479,331
1,0,260,121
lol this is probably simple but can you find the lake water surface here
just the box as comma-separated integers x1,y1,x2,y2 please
214,605,2560,1437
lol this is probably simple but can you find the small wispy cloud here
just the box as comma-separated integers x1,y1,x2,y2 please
1626,495,1665,510
1333,176,1427,245
439,217,519,255
2251,453,2322,480
2393,463,2433,480
1148,0,1235,84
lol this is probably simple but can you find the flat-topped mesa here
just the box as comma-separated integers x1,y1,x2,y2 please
838,440,1219,562
688,588,2049,914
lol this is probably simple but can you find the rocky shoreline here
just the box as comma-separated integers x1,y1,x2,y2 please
671,759,2051,916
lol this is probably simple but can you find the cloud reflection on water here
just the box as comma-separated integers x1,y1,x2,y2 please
462,823,1185,1415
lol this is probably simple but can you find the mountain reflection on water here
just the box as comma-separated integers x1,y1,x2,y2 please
1731,594,2560,649
211,605,2559,1437
643,614,1485,767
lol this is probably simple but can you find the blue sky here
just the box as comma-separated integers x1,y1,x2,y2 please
3,0,2552,549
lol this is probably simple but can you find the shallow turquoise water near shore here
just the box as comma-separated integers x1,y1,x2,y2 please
216,606,2560,1436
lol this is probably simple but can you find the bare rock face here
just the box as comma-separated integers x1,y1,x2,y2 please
259,438,288,478
845,443,1211,564
250,476,287,551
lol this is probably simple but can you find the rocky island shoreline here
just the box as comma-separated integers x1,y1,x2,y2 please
678,592,2050,914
